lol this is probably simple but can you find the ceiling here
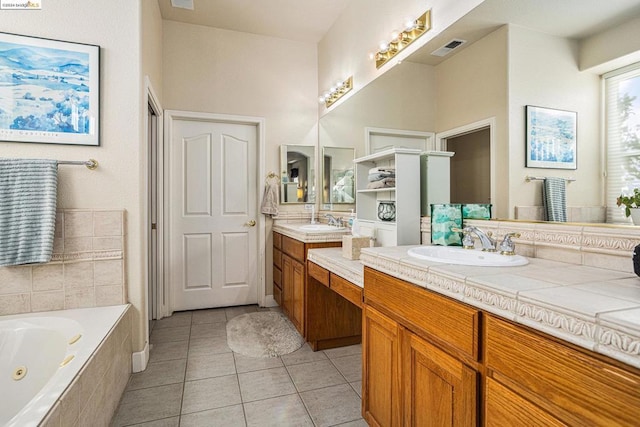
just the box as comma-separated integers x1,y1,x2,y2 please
409,0,640,65
159,0,640,61
157,0,352,43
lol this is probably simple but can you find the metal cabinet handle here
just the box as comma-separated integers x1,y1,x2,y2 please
245,220,256,227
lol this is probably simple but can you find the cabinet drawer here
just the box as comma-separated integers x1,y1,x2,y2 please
485,377,566,427
282,235,305,262
273,248,282,270
485,315,640,426
273,265,282,288
308,261,329,287
273,232,282,250
364,267,479,361
330,274,363,308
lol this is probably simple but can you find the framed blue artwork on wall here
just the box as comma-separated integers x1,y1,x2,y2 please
0,32,100,146
526,105,577,170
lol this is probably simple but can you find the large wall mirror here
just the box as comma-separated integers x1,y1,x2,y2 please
322,146,355,207
280,144,316,204
318,0,640,224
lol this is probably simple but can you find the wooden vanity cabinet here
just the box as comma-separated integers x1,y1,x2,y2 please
272,233,282,306
272,231,340,337
484,315,640,426
306,261,362,351
363,267,479,427
362,266,640,426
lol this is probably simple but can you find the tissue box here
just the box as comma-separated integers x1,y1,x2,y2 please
342,236,371,260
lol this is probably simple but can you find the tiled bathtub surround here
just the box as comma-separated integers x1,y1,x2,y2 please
0,209,126,315
421,218,640,274
40,305,132,427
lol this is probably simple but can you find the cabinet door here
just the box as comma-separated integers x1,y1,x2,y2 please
291,257,305,335
363,306,402,427
402,330,477,427
282,254,293,317
485,377,566,427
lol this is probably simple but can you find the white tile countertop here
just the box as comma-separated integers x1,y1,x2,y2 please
273,222,350,243
307,247,364,288
306,245,640,370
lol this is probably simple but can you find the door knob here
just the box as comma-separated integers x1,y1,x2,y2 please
245,220,256,227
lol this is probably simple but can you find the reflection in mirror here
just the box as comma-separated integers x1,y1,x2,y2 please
317,0,640,224
322,147,355,206
280,145,315,204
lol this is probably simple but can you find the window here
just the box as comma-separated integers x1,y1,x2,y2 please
605,63,640,223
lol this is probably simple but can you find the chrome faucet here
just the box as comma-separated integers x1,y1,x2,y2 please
310,205,316,224
499,232,521,256
465,226,497,252
325,213,341,227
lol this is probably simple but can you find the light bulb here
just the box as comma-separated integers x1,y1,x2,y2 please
379,41,389,52
404,19,415,31
390,31,400,42
318,96,325,103
368,52,375,60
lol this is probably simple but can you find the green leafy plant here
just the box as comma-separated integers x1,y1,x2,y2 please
616,188,640,217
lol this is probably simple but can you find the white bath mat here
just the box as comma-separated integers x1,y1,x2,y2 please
226,311,304,358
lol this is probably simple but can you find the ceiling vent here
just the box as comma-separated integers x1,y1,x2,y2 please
431,39,467,57
171,0,194,10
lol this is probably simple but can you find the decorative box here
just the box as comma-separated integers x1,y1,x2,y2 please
430,204,463,246
462,203,492,219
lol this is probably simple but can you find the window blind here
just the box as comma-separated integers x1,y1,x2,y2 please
604,63,640,224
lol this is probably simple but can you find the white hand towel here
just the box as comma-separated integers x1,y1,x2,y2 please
261,177,279,217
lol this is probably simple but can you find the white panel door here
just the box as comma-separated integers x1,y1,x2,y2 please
169,117,258,311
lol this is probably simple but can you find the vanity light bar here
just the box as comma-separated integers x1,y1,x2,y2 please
374,10,431,69
319,76,353,108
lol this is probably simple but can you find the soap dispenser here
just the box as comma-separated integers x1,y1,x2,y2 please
348,209,355,228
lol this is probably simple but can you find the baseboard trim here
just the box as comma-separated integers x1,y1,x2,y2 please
262,295,279,308
132,341,149,373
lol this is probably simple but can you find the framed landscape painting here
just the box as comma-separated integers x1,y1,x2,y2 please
526,105,577,170
0,32,100,146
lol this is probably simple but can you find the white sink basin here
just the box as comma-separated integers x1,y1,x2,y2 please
298,224,346,232
407,246,529,267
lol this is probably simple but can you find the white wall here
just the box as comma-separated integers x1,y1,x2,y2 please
319,61,437,158
317,0,483,116
435,26,509,217
0,1,146,349
162,21,318,187
508,25,601,211
143,0,164,102
162,21,318,297
580,15,640,73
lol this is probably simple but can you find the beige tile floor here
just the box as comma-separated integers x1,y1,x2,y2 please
111,305,366,427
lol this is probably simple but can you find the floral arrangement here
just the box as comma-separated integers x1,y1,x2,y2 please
616,188,640,217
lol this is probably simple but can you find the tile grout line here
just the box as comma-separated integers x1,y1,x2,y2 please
176,312,194,426
228,319,251,427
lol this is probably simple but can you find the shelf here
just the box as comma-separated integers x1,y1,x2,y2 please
354,147,423,164
357,188,396,194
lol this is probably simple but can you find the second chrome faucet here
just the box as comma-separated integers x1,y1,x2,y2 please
454,226,520,255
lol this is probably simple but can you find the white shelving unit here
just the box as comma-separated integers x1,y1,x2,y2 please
354,148,421,246
420,151,454,215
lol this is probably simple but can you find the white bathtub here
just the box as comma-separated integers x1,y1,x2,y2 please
0,305,129,427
